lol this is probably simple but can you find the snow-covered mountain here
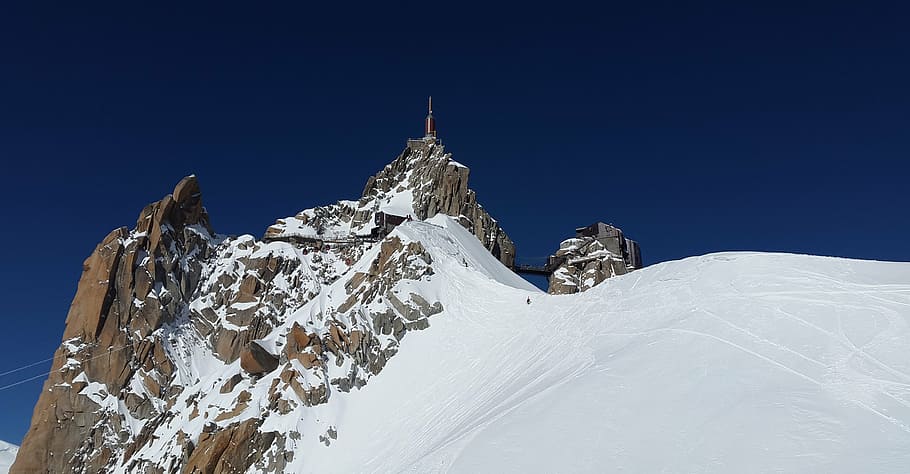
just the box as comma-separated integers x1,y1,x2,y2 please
12,138,523,473
12,137,910,472
0,440,18,474
324,248,910,472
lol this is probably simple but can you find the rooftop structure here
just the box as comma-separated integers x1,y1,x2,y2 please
575,222,642,270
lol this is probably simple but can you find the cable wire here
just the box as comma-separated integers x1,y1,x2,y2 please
0,355,60,378
0,344,134,392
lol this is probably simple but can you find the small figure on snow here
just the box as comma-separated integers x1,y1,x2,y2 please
463,258,468,267
526,297,531,305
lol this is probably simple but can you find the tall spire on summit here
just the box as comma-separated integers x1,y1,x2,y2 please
425,96,436,138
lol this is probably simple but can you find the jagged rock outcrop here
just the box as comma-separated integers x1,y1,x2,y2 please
265,137,516,267
548,237,633,294
548,222,642,295
14,162,459,472
13,175,218,473
183,418,286,474
240,341,279,375
190,235,324,363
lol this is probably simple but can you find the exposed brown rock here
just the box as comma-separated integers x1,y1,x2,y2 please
240,341,279,375
219,373,243,394
353,139,516,267
15,152,462,472
280,367,329,406
184,419,282,474
214,390,251,422
13,176,218,474
236,274,261,303
62,226,128,342
190,237,314,364
268,137,516,267
283,323,323,369
170,175,212,232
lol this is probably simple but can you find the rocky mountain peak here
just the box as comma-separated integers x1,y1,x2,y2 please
12,136,525,472
171,175,212,232
14,176,220,473
10,127,651,472
136,175,213,237
266,138,515,267
358,137,467,220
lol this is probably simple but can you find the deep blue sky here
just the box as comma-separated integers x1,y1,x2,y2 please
1,1,908,443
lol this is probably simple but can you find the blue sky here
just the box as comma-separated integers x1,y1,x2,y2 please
1,1,908,443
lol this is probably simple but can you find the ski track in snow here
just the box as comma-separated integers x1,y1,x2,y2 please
302,242,910,473
50,215,910,473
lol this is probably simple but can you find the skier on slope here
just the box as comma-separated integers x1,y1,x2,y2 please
526,296,531,305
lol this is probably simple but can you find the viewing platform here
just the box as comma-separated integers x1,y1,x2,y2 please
512,256,566,276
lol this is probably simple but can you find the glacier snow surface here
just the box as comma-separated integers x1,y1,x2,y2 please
304,219,910,472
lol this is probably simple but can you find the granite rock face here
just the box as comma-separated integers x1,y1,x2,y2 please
266,137,516,267
548,223,642,295
13,161,461,471
14,175,218,473
14,133,551,472
240,341,280,375
548,237,632,294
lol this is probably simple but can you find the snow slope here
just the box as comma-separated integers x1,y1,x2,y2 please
0,440,18,474
301,229,910,472
35,210,910,472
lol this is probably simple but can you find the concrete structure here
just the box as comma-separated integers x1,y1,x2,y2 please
575,222,642,270
513,221,643,295
372,211,409,238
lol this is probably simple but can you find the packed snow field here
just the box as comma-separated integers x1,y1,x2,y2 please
0,440,18,474
307,219,910,472
18,214,910,472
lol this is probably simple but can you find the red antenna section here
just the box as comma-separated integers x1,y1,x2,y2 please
425,96,436,138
